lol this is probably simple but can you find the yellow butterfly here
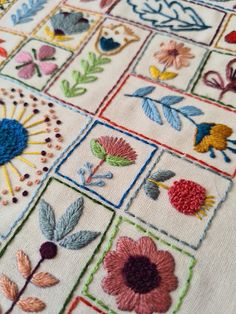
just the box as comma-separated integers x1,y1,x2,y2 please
149,65,177,81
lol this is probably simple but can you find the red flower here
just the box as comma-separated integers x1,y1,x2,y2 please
0,39,7,58
102,236,178,314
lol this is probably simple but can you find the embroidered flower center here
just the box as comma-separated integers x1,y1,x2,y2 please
168,48,179,57
122,255,160,293
0,118,28,166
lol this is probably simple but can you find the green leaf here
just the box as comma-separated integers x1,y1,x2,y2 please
59,231,100,250
90,139,106,160
61,80,70,96
71,87,87,97
54,197,84,242
39,200,56,241
81,76,97,84
81,59,89,72
106,155,134,167
72,70,81,83
90,67,103,73
97,56,111,65
88,52,96,64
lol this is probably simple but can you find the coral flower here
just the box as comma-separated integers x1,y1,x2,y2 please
154,40,194,70
15,45,58,79
102,236,178,314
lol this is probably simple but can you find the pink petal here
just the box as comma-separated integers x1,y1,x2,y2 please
15,51,33,63
18,63,35,79
159,271,178,292
134,294,154,314
116,236,139,257
39,62,57,75
144,289,172,313
38,45,56,60
103,251,126,272
137,237,158,259
102,274,126,295
116,288,139,311
154,251,176,274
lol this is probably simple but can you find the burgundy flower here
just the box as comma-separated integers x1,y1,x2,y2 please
102,236,178,314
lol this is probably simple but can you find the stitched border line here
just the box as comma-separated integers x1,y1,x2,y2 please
0,90,92,240
190,0,236,12
32,4,103,52
132,31,209,92
56,120,157,208
0,177,115,314
125,149,233,250
45,16,152,115
82,216,196,314
99,73,236,178
67,296,105,314
109,0,226,47
215,14,236,54
191,49,236,109
0,38,73,92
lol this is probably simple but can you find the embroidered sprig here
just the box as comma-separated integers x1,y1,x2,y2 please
126,86,236,162
61,52,111,97
0,197,100,313
11,0,47,25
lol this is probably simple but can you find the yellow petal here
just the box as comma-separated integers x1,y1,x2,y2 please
159,71,178,80
149,65,161,79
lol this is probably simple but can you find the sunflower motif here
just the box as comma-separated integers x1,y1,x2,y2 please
0,88,64,206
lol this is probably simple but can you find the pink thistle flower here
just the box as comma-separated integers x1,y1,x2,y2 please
15,45,58,79
102,236,178,314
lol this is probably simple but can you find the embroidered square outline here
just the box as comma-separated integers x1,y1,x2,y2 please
192,50,236,110
64,0,116,13
215,14,236,54
33,4,102,52
67,296,106,314
82,216,196,314
190,0,236,12
56,120,157,208
125,150,233,250
132,32,209,92
0,38,73,92
100,73,236,178
0,177,115,314
0,88,92,240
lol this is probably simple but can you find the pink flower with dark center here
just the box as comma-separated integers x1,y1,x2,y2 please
15,45,58,79
102,236,178,314
168,179,206,215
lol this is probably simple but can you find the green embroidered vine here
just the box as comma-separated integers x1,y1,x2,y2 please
61,52,111,97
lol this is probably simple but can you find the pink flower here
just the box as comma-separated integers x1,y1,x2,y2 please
102,236,178,314
15,45,58,79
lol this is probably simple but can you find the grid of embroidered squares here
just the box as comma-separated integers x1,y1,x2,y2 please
0,0,235,313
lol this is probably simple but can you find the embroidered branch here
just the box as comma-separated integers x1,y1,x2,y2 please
144,170,215,219
78,136,137,187
11,0,47,25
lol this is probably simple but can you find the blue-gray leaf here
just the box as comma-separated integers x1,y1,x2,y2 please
160,95,184,106
39,199,56,241
142,98,162,124
143,179,160,200
150,170,176,182
59,230,100,250
178,106,203,116
133,86,155,97
54,197,84,242
163,106,182,131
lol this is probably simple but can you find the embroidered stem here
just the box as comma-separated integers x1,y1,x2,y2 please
86,159,105,184
148,178,170,190
5,257,45,314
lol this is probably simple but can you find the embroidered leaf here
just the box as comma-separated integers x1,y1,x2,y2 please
106,155,135,166
162,106,182,131
31,272,59,287
61,80,86,97
149,66,177,80
54,197,84,241
59,230,100,250
150,170,176,182
149,65,161,79
132,86,155,97
17,297,46,312
39,199,56,241
11,0,47,25
144,179,160,200
160,95,184,106
127,0,210,31
16,250,31,279
142,98,162,124
178,106,203,116
0,275,18,301
159,71,178,80
91,139,106,160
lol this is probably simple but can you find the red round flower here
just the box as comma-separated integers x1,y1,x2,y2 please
168,179,206,215
102,236,178,314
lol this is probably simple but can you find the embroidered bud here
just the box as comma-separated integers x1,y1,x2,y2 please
39,242,57,259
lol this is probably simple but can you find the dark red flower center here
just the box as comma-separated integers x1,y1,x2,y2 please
168,48,179,57
122,255,160,293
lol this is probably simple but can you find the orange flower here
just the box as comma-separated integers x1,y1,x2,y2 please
154,40,194,70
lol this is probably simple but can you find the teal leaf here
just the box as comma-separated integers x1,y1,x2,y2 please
142,98,162,124
54,197,84,241
39,199,56,241
144,180,160,200
160,95,184,106
59,231,100,250
150,170,176,182
133,86,155,97
162,106,182,131
127,0,210,31
178,106,203,116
